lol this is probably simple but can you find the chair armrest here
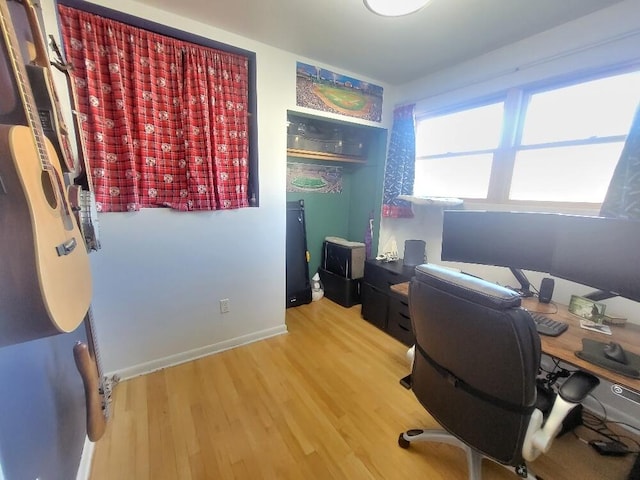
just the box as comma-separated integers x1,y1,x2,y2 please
522,371,599,461
558,371,600,403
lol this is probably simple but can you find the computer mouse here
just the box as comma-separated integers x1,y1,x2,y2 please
603,342,629,365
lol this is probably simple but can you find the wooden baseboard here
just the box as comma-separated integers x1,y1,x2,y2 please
109,324,288,380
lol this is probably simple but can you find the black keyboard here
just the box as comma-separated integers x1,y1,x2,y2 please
530,312,568,337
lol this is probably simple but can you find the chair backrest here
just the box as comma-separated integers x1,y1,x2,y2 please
409,264,541,466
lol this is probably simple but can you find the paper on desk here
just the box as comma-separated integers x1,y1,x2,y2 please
579,319,612,335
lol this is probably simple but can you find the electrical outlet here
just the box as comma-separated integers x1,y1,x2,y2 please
219,298,230,314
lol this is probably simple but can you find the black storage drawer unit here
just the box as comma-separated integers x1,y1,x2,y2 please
363,260,410,292
361,259,416,344
360,282,388,330
387,294,414,346
318,268,361,308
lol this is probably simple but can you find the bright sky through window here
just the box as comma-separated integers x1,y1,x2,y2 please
414,69,640,206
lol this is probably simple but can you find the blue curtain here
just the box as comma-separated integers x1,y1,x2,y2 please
600,102,640,219
382,104,415,218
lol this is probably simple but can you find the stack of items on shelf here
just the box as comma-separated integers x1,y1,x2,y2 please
318,237,365,307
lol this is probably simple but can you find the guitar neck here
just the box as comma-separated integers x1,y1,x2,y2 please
20,0,77,174
0,1,53,171
48,35,95,191
18,0,49,66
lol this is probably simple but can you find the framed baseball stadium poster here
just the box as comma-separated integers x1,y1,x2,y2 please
296,62,383,122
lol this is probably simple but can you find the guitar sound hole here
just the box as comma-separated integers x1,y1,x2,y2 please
41,170,58,209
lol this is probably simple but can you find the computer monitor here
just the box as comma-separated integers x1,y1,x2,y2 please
441,211,560,294
441,210,640,304
551,215,640,303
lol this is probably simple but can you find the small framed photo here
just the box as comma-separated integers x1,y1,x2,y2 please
568,295,606,323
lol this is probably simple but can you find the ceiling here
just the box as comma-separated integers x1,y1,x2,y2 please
138,0,625,85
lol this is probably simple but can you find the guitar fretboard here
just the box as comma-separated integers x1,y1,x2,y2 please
1,13,46,164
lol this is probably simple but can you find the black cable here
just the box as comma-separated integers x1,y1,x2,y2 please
578,423,640,453
549,356,574,372
578,395,640,453
611,420,640,436
538,355,575,389
526,301,559,315
538,355,561,375
530,282,541,295
535,356,640,454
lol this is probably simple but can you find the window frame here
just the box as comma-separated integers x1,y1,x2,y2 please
414,64,640,213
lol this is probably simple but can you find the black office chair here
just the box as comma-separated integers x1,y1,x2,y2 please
399,264,599,480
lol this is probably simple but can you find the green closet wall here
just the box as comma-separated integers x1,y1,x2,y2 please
286,112,387,279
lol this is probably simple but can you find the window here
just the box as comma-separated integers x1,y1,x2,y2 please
415,102,503,199
414,69,640,207
57,0,258,212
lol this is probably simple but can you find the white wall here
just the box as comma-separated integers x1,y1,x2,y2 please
40,0,393,378
400,0,640,111
385,0,640,429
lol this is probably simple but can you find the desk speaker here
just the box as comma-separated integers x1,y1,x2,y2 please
403,240,426,267
538,278,554,304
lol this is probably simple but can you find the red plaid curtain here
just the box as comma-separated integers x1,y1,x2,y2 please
58,5,249,212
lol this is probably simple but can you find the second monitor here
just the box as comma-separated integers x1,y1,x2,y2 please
441,210,640,303
441,210,560,295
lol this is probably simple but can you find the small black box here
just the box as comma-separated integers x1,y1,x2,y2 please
322,240,365,279
318,268,361,307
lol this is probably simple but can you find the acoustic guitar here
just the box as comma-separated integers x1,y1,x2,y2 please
0,0,91,346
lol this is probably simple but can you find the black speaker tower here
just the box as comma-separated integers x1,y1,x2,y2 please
286,200,312,307
539,277,555,303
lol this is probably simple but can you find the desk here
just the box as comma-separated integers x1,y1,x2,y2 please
390,282,640,394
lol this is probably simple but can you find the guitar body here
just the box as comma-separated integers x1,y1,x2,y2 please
0,123,91,346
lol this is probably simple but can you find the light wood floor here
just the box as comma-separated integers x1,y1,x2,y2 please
90,298,636,479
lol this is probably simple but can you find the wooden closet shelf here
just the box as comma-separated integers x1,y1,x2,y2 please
287,148,366,164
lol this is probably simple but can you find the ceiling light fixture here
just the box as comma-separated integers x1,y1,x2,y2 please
363,0,432,17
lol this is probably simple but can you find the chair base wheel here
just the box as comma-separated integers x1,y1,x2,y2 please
398,433,410,449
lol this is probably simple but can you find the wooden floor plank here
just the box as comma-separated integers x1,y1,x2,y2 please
89,298,636,479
